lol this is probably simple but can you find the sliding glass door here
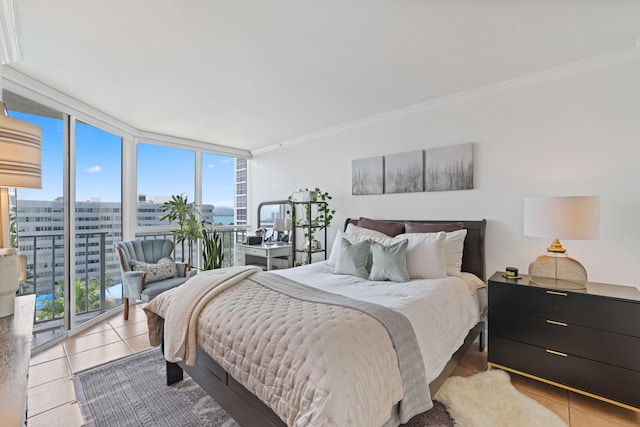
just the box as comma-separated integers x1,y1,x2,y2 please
6,92,66,348
73,120,123,326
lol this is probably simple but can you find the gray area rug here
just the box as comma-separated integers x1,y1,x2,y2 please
73,348,454,426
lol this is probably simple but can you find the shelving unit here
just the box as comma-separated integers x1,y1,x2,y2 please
291,201,328,265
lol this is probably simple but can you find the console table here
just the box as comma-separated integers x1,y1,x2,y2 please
235,243,293,270
0,295,35,426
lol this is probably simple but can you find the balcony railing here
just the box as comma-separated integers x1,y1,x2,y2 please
135,224,249,270
18,231,116,327
20,225,249,340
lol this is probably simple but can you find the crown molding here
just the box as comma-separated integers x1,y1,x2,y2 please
3,67,251,158
265,47,640,152
136,131,251,158
0,0,21,64
250,143,282,156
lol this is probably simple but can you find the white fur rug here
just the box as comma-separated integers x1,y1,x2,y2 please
434,369,568,427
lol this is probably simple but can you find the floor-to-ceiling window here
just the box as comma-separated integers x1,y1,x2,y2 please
136,142,195,264
5,91,67,347
203,153,235,226
3,78,249,351
74,120,123,326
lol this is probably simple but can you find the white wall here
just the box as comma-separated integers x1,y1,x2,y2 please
251,58,640,288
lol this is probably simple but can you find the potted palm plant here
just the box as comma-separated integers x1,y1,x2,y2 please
160,194,205,268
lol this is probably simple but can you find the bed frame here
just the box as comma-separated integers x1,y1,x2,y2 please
164,219,487,427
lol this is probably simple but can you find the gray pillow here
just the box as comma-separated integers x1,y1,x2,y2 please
358,217,405,237
334,238,371,279
369,240,410,283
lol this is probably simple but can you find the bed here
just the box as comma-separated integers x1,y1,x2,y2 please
144,218,487,427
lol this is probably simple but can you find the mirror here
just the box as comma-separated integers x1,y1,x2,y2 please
258,200,294,245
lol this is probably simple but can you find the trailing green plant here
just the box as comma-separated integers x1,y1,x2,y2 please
287,187,336,261
201,228,224,270
287,187,335,231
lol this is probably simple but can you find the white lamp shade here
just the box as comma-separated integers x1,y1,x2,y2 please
0,112,42,188
524,196,600,240
273,219,286,232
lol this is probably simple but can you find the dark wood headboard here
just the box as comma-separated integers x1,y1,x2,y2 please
344,218,487,281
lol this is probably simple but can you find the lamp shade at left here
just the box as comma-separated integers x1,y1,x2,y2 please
0,113,42,189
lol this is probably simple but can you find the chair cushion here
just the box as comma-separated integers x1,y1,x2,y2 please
130,257,177,283
140,276,189,301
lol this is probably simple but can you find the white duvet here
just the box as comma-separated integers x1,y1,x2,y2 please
273,261,481,386
146,261,482,426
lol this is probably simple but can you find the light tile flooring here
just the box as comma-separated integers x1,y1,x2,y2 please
28,307,640,427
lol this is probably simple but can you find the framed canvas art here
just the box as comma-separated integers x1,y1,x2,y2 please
352,156,384,195
384,150,424,194
425,143,473,191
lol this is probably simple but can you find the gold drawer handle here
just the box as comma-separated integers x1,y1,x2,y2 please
546,290,568,297
546,320,568,327
546,349,568,357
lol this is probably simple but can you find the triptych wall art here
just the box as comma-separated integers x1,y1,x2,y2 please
352,143,473,195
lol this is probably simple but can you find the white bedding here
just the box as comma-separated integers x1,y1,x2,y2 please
145,261,483,426
273,261,481,385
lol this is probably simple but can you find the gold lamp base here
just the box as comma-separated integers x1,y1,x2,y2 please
528,253,587,290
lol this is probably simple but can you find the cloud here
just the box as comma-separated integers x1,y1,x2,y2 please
221,159,231,164
87,165,102,173
207,163,216,168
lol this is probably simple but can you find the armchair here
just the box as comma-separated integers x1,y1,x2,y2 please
115,239,196,319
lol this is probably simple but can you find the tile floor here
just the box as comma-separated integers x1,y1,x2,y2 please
27,307,640,427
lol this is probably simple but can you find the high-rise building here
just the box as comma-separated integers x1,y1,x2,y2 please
234,158,247,226
15,198,215,295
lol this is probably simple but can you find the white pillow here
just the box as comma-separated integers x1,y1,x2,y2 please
392,232,447,279
444,229,467,276
345,223,392,240
327,230,344,267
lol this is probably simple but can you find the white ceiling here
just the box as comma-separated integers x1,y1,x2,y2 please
7,0,640,153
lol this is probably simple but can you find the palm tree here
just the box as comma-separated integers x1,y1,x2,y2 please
161,194,207,267
160,194,195,262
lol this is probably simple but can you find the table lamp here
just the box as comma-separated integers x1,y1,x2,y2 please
524,196,599,290
273,219,286,244
285,218,293,244
0,101,42,316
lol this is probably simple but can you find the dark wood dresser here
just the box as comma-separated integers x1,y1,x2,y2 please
0,295,35,426
487,272,640,412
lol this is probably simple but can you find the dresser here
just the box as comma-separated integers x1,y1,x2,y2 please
488,272,640,412
0,295,36,426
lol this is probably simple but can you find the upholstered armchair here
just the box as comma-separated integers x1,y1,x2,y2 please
115,239,196,319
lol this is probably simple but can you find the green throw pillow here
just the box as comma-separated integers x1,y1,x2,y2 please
334,238,371,279
369,240,410,283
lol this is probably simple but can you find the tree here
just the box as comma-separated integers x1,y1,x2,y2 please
160,194,196,263
160,194,209,268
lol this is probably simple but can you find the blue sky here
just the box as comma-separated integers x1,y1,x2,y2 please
12,112,235,209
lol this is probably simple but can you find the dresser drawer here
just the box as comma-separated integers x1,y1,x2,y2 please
489,309,640,372
489,281,640,337
489,336,640,409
